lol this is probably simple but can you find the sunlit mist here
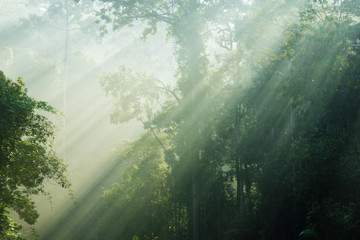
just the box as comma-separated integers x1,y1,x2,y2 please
1,0,360,240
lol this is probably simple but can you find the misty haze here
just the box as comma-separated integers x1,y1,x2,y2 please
1,0,360,240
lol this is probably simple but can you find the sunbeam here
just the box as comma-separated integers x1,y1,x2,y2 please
1,0,360,240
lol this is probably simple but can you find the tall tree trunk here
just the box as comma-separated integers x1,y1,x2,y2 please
182,5,204,240
172,1,205,238
63,0,69,156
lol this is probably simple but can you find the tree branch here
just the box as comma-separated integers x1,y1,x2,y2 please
156,79,181,103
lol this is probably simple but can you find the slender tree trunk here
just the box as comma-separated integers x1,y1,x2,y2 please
215,178,221,240
203,196,206,239
63,0,69,156
178,200,183,236
235,155,243,218
192,154,199,240
245,164,252,213
289,97,297,240
235,102,244,218
171,163,178,240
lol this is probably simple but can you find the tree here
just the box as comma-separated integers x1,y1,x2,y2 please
237,1,360,239
95,0,360,239
97,133,171,240
0,71,70,239
96,1,226,238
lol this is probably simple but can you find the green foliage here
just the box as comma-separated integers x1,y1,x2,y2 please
100,65,163,124
241,2,360,239
0,71,70,239
96,0,360,240
97,133,171,240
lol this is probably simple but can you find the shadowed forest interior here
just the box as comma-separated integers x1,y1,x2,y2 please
1,0,360,239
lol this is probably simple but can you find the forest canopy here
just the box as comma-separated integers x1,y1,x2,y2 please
95,0,360,239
